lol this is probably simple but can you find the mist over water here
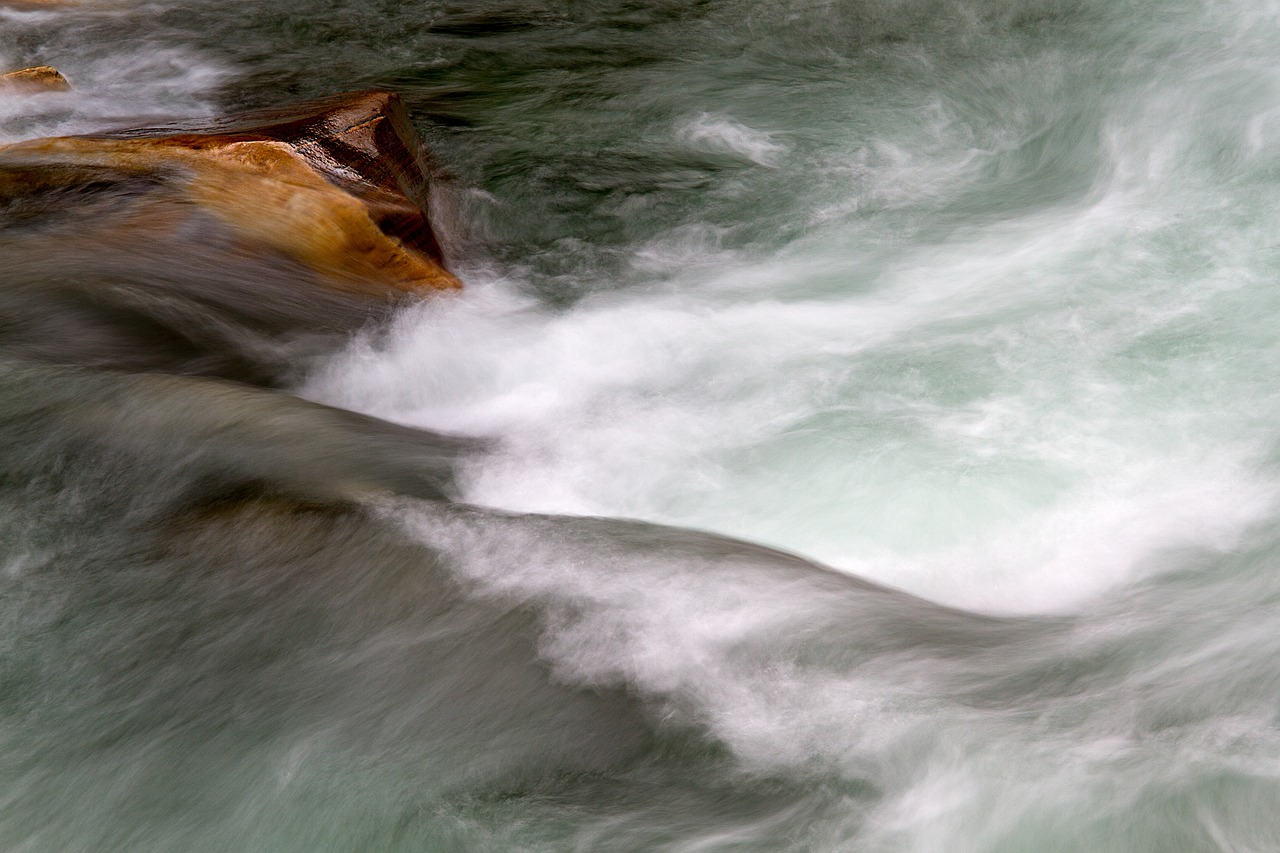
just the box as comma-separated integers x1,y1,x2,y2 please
6,0,1280,850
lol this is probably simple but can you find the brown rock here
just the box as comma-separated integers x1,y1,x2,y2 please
0,65,71,94
0,90,461,296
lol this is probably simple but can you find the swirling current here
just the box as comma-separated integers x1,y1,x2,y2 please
4,0,1280,850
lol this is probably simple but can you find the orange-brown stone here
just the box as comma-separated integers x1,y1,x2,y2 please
0,65,70,94
0,90,460,296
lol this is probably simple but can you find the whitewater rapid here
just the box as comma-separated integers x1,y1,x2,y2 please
7,0,1280,850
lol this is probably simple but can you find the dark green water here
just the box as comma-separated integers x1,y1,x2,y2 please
5,0,1280,849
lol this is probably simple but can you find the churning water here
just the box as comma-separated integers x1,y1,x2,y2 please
5,0,1280,850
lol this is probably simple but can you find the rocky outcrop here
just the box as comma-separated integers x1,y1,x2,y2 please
0,90,461,384
0,90,460,296
0,65,70,94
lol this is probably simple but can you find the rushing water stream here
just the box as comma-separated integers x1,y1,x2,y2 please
5,0,1280,850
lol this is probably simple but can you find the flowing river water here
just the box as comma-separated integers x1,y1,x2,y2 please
5,0,1280,850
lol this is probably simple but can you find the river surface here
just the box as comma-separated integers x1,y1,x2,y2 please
4,0,1280,850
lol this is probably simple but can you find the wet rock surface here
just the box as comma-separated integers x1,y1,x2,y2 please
0,65,70,94
0,90,459,294
0,90,460,383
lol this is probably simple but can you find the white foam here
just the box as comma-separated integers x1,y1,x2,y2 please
384,500,935,775
1,16,227,144
675,112,786,167
308,183,1280,614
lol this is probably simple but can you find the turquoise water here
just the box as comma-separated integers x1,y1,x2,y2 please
5,0,1280,849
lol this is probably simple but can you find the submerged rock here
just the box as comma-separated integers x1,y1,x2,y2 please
0,90,460,296
0,66,70,94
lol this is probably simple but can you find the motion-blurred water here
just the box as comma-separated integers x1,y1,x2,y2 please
4,0,1280,849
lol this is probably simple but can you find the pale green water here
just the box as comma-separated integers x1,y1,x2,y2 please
4,0,1280,850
